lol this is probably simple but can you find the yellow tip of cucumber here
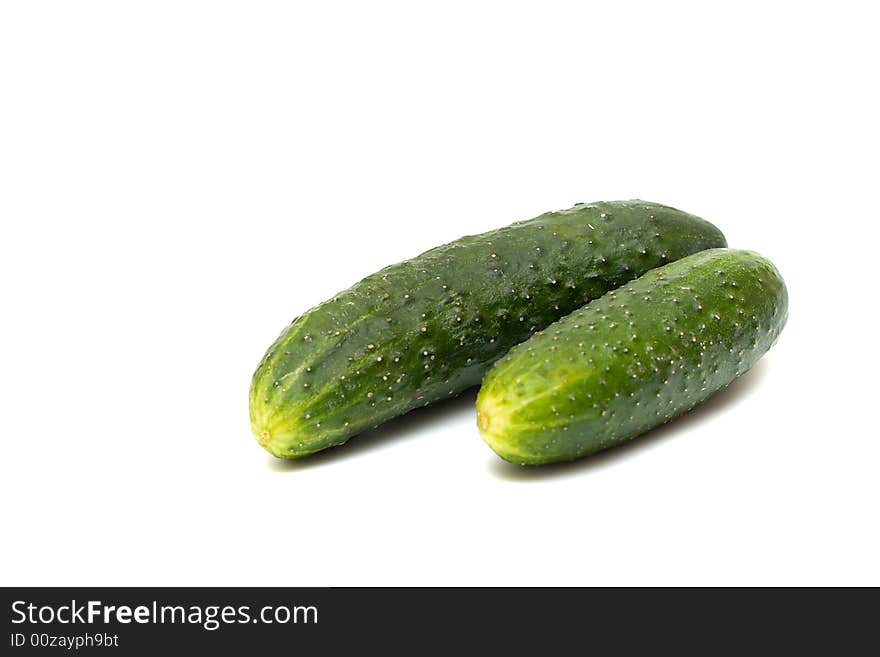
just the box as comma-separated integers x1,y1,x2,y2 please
476,391,530,464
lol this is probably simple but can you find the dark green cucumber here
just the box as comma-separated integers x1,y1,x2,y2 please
476,248,788,465
250,200,726,458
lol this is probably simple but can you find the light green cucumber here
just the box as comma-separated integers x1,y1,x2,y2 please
250,200,726,458
477,248,788,464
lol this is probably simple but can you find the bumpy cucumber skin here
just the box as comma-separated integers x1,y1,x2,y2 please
250,201,726,458
476,249,788,465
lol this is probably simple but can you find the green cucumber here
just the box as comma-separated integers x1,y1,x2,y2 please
250,200,726,458
476,248,788,465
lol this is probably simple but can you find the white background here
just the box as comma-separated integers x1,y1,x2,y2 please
2,2,877,586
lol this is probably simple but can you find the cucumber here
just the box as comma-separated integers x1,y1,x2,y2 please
476,248,788,465
250,200,726,458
